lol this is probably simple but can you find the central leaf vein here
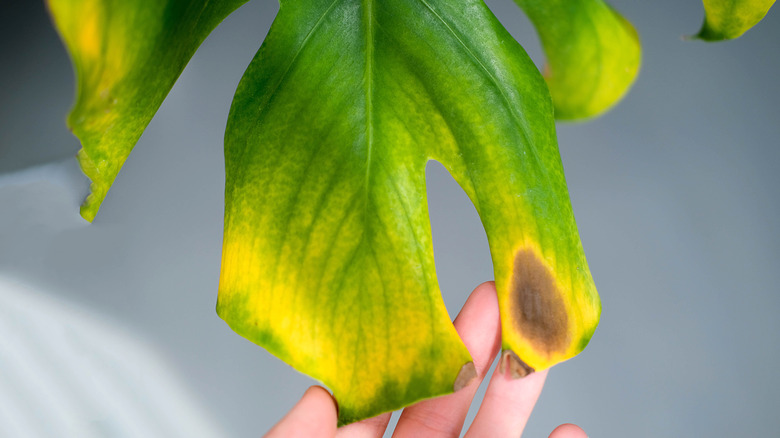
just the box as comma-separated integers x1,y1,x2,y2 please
415,0,534,146
363,0,375,204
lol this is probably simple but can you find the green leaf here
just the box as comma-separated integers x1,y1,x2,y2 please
218,0,599,424
47,0,248,221
512,0,641,120
696,0,775,40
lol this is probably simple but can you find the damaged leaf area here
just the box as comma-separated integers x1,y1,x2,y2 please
217,0,598,424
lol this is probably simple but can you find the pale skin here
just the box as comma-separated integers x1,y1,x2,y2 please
265,282,587,438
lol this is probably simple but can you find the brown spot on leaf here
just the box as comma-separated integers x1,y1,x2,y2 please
499,350,535,379
510,249,569,354
453,362,477,392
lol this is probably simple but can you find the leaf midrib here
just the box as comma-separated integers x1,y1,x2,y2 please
363,0,375,206
415,0,533,146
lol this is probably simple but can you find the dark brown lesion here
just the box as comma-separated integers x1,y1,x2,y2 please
509,249,570,354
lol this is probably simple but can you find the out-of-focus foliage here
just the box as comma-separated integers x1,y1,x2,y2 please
513,0,641,120
47,0,248,221
697,0,775,40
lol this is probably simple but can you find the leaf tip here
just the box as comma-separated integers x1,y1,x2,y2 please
453,361,477,392
692,23,730,42
498,350,535,379
76,147,108,222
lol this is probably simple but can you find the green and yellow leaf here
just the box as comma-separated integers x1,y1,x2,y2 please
512,0,641,120
696,0,775,40
218,0,599,424
47,0,248,221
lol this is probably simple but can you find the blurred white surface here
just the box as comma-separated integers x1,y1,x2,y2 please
0,276,224,438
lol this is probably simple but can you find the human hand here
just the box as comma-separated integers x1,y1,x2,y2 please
264,282,587,438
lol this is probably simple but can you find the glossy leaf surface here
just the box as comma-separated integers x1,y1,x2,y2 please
48,0,248,221
697,0,775,40
512,0,641,120
218,0,599,424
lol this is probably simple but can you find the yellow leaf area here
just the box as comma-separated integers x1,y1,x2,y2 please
544,7,640,120
48,0,121,73
48,0,147,221
699,0,775,40
218,232,471,424
219,191,600,420
48,0,129,132
495,240,599,375
515,0,641,120
444,162,600,374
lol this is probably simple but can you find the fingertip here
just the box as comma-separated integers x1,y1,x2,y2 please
461,281,497,313
472,281,497,299
549,423,587,438
464,366,548,437
335,411,392,438
264,386,338,437
302,385,338,413
305,385,336,402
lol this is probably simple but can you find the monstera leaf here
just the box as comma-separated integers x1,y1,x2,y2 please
512,0,641,120
51,0,773,428
216,0,598,424
47,0,249,221
697,0,775,40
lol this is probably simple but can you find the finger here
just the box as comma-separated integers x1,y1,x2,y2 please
335,412,392,438
264,386,338,438
464,365,548,437
549,423,587,438
393,281,502,438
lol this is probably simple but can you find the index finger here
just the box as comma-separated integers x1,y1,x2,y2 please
392,281,502,437
464,360,548,437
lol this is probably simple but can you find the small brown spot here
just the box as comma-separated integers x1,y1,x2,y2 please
453,361,477,392
499,350,535,379
510,249,569,353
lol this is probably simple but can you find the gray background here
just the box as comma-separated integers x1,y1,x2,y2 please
1,0,778,436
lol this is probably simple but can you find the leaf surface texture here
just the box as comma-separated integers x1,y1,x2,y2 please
218,0,600,423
